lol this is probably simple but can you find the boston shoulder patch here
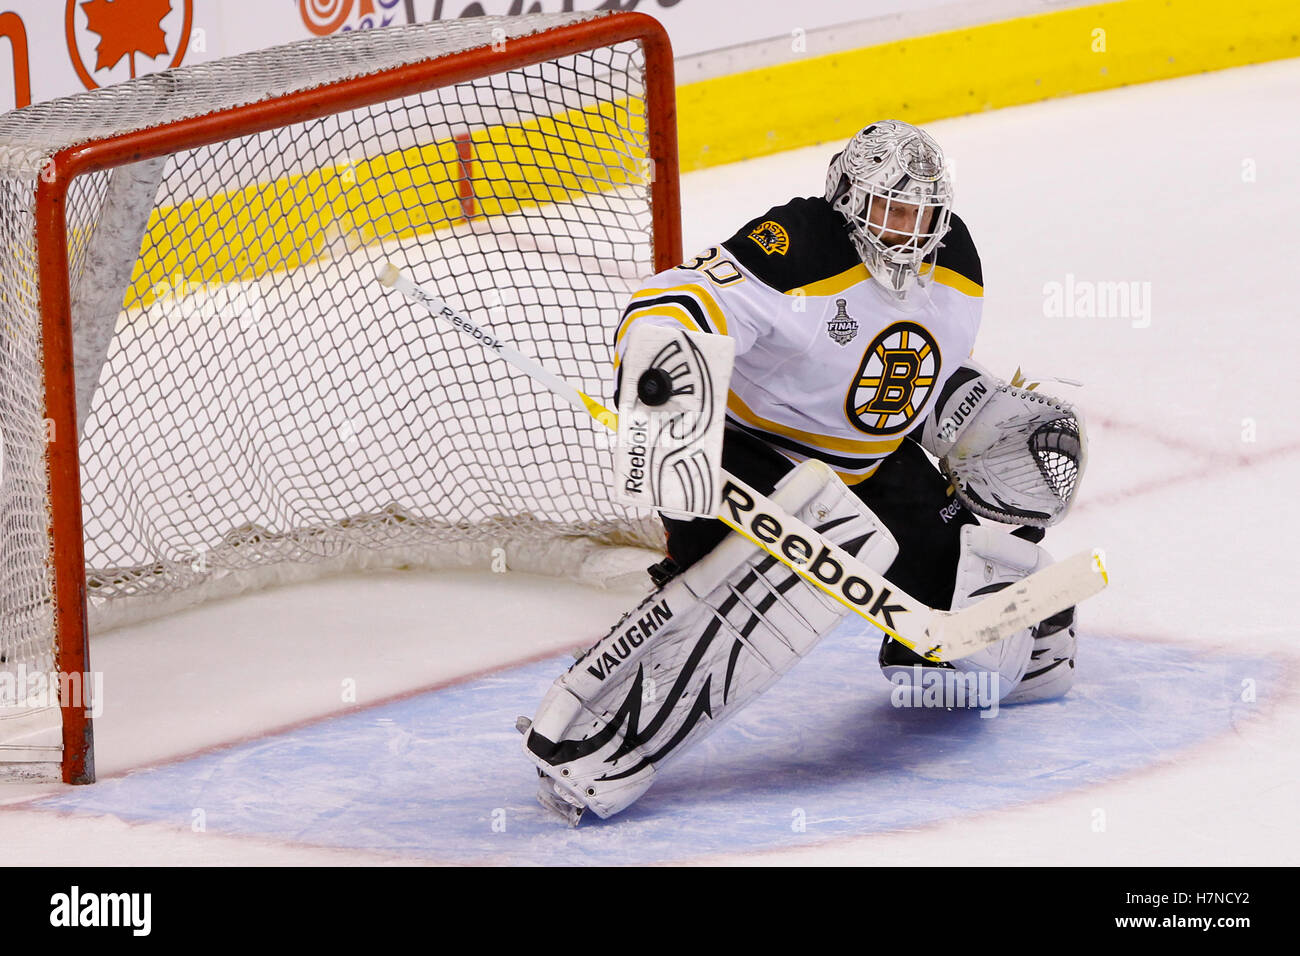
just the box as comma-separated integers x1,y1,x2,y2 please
845,322,941,434
747,220,790,255
722,197,859,293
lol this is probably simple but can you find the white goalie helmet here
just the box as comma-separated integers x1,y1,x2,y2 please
825,120,954,297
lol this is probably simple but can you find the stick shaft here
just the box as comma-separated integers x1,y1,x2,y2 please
383,268,615,426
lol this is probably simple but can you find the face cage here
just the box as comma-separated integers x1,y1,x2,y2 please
845,187,953,294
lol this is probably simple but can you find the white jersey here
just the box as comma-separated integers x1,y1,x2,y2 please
614,197,985,484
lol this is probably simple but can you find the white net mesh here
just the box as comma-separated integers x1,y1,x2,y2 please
0,14,669,750
0,174,54,681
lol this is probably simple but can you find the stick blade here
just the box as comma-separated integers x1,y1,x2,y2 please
925,548,1108,661
377,262,400,287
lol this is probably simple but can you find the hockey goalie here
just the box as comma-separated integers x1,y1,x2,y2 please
520,120,1088,824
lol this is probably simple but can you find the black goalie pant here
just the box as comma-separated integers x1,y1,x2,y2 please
659,427,978,612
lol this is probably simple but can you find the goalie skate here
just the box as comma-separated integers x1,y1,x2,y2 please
516,719,588,826
536,768,587,827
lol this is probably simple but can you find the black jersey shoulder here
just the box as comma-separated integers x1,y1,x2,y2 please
935,212,982,289
720,196,860,293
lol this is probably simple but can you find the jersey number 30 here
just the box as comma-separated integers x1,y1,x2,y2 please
676,247,744,287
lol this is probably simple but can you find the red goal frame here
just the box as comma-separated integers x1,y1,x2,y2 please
33,12,682,784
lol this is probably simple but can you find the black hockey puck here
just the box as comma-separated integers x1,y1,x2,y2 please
636,367,674,406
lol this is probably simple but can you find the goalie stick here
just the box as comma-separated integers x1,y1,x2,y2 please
376,263,1108,662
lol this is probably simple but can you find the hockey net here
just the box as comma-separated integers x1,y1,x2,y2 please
0,11,679,782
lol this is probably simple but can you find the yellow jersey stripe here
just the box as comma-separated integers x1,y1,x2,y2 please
627,282,731,336
785,263,870,297
921,263,984,297
838,462,881,485
613,304,702,369
770,446,882,485
727,390,903,455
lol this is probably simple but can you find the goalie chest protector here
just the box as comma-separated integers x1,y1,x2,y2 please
615,197,985,485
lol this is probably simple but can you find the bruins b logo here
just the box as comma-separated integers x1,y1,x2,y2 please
846,322,940,434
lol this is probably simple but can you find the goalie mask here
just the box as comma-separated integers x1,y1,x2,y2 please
825,120,954,297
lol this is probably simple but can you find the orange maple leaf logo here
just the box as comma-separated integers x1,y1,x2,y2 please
81,0,172,77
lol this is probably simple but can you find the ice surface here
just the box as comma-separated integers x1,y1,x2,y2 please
25,633,1275,865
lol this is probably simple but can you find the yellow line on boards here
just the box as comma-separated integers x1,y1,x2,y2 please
124,97,651,311
675,0,1300,170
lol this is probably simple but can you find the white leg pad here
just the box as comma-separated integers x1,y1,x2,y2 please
523,460,898,820
1003,607,1078,704
948,524,1078,702
880,523,1080,705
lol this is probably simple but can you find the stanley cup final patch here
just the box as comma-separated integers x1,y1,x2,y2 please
826,298,858,345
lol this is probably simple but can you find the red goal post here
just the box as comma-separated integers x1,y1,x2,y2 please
0,11,681,784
